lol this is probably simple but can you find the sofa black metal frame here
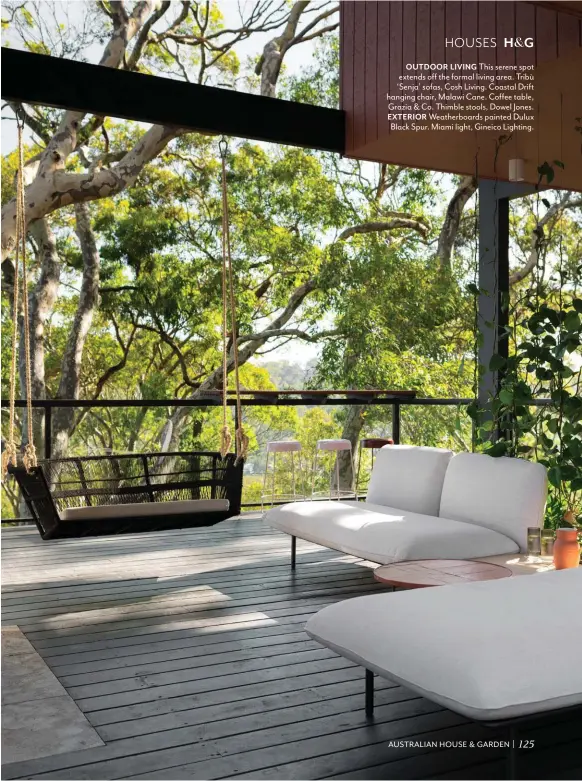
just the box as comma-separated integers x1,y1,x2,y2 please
10,451,243,539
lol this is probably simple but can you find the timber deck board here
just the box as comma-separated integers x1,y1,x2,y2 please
2,518,579,780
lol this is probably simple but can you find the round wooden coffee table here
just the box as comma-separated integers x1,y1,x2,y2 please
373,559,513,589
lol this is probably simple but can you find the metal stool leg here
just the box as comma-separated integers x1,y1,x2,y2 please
311,451,318,499
291,535,296,570
271,451,277,507
261,450,270,513
291,451,296,500
327,452,333,498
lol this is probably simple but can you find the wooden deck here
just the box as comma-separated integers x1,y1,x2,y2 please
2,517,580,780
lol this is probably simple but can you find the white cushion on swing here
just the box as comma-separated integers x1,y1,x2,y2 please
61,498,229,521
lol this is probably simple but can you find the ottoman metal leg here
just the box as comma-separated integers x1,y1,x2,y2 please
365,669,374,718
507,726,518,780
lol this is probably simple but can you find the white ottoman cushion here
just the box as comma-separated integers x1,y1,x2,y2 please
306,568,582,721
366,445,453,516
439,453,548,551
265,500,518,564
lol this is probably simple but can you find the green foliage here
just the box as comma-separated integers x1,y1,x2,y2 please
1,141,43,205
0,5,490,520
286,36,340,109
470,296,582,529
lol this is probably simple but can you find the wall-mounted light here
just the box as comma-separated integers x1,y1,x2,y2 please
509,158,525,182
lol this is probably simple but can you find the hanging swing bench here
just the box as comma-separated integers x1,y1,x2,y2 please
13,452,243,540
5,133,247,539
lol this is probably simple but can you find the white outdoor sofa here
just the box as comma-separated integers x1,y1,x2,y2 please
305,567,582,776
264,445,548,568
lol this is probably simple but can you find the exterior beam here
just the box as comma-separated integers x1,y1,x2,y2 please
1,48,345,154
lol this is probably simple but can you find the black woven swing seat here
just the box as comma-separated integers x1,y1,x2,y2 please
10,451,243,540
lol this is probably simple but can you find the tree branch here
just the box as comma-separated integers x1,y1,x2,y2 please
256,0,309,97
436,175,477,268
2,124,185,257
7,101,53,144
135,322,199,388
509,192,576,285
92,322,137,398
238,327,340,343
126,0,172,70
339,217,429,241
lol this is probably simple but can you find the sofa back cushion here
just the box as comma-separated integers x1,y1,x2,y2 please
366,445,454,516
439,452,547,551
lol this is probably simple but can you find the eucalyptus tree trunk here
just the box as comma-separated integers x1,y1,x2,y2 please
335,404,365,493
258,1,309,97
51,203,100,459
436,176,477,269
17,219,61,455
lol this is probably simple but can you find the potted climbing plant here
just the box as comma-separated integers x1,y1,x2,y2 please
468,156,582,532
468,294,582,531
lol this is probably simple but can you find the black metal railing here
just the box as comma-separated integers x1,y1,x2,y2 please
1,391,476,460
2,391,551,521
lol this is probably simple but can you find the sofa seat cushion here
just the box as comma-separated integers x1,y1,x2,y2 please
61,498,229,521
306,568,582,721
265,500,518,564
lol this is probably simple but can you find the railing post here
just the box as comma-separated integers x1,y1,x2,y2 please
234,402,240,436
44,404,52,459
392,403,401,444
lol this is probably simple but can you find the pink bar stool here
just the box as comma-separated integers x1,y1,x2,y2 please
261,440,305,512
312,439,356,501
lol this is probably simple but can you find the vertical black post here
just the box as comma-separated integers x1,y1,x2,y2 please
44,404,52,459
291,535,296,570
141,454,155,502
234,401,240,436
478,180,535,410
365,669,374,718
478,180,510,409
392,403,401,444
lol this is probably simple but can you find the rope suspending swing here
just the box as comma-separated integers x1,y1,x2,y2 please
4,131,245,539
2,119,37,477
218,136,248,465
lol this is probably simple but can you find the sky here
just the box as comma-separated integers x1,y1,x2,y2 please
1,0,331,367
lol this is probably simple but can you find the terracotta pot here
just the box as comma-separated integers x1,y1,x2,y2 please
553,528,580,570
